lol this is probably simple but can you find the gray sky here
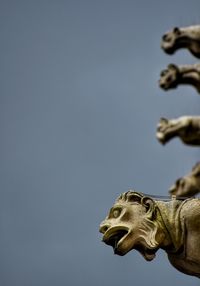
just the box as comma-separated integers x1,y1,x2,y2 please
0,1,200,285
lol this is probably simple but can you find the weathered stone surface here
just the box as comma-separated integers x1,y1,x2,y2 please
156,116,200,146
169,162,200,198
161,25,200,58
159,63,200,93
99,191,200,278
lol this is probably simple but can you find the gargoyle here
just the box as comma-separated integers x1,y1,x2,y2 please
99,191,200,278
169,162,200,198
159,63,200,93
161,26,200,58
156,116,200,146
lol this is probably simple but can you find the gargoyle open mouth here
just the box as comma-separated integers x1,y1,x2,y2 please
102,227,129,254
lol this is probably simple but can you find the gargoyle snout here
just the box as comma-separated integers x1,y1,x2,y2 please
159,80,166,89
99,222,110,234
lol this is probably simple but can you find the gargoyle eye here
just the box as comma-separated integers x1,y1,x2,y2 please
162,34,168,41
112,208,122,218
166,75,173,83
160,70,167,77
176,178,181,186
180,179,185,188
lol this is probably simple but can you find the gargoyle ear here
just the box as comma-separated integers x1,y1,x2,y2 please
141,197,155,218
168,63,178,72
173,27,181,35
159,117,168,124
127,192,143,204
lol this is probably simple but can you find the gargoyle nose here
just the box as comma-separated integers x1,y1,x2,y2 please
159,82,166,89
99,223,110,234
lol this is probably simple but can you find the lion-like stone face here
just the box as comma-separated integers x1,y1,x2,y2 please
159,64,179,90
99,198,160,261
161,27,182,54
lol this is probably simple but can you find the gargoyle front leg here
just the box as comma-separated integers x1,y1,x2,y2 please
156,116,200,146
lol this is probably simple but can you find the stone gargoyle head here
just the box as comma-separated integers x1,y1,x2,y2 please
99,191,200,278
169,162,200,198
159,64,179,90
99,191,169,261
161,25,200,58
161,27,182,55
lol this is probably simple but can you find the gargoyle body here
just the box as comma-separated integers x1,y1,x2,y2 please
99,191,200,278
169,162,200,198
156,116,200,146
161,25,200,58
159,63,200,93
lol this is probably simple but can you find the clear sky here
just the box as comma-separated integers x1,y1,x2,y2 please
0,0,200,285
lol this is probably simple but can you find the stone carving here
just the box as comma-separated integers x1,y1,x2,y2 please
161,26,200,58
156,116,200,146
169,162,200,198
159,63,200,93
99,191,200,278
100,24,200,279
